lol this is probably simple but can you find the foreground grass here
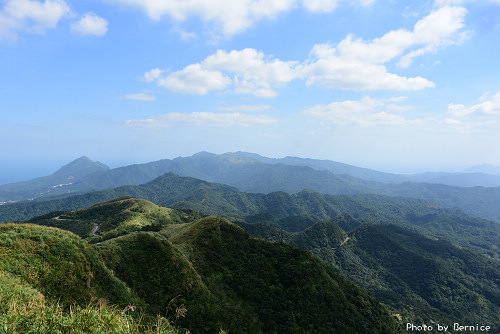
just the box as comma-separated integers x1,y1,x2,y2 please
0,300,186,334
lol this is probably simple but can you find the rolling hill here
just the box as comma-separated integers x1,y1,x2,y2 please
2,173,498,260
2,197,401,333
238,219,500,330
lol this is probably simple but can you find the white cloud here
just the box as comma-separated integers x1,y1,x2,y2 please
302,0,339,12
217,104,271,111
107,0,297,36
147,48,300,97
71,12,108,36
120,93,157,101
447,91,500,118
398,6,469,67
303,96,420,126
144,4,468,95
126,112,277,127
143,68,164,82
301,43,435,90
300,5,467,90
157,64,232,95
144,2,466,97
0,0,70,40
106,0,376,37
434,0,464,7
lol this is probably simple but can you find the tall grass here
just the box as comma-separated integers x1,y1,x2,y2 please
0,299,186,334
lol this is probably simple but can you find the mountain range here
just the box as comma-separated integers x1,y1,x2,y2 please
2,152,500,332
3,152,500,222
13,194,500,332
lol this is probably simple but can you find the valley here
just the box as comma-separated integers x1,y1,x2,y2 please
1,153,499,333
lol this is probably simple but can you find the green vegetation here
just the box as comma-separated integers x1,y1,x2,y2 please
1,198,401,333
4,152,500,223
0,299,185,334
0,223,191,333
28,195,203,242
239,219,500,331
3,173,499,260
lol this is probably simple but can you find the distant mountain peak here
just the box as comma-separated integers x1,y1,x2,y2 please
464,164,500,175
53,156,109,179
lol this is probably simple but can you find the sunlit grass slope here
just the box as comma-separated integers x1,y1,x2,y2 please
0,223,186,333
17,196,401,333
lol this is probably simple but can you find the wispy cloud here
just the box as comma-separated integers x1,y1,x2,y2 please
127,112,277,128
447,90,500,118
217,104,272,111
120,93,157,101
303,96,420,126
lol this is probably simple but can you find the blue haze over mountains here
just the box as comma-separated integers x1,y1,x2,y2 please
3,152,500,222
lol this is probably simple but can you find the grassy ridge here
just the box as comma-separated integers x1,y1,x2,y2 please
94,215,401,333
1,198,402,333
0,223,188,333
0,224,135,307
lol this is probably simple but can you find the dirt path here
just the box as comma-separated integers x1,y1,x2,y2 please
340,237,350,247
91,224,99,236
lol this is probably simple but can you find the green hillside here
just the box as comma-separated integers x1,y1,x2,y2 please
238,219,500,331
0,223,188,333
1,197,401,333
5,173,498,260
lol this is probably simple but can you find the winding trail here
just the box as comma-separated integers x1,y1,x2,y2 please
340,237,350,247
91,224,99,236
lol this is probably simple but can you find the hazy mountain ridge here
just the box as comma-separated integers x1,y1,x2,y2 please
5,151,500,200
465,164,500,175
0,152,498,227
4,152,500,222
0,156,109,202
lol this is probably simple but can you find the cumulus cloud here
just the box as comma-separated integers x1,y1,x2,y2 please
447,91,500,118
145,5,468,95
157,64,232,95
106,0,374,37
106,0,296,36
300,5,468,89
303,96,419,126
301,43,435,91
147,48,300,97
120,93,157,101
126,111,277,127
0,0,70,40
71,12,108,36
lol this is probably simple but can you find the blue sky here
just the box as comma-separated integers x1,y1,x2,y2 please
1,0,500,183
